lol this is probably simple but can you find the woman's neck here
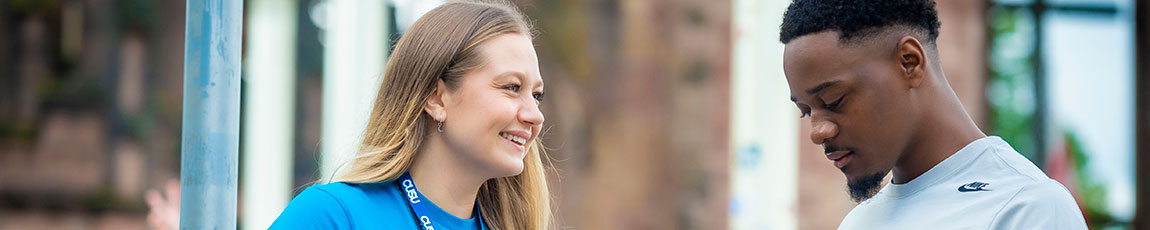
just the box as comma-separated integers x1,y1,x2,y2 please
408,138,489,219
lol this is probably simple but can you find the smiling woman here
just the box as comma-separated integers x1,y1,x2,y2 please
269,1,550,230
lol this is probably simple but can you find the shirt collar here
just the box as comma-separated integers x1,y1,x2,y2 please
878,136,1002,198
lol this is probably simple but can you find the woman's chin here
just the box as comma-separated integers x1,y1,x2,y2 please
488,159,525,178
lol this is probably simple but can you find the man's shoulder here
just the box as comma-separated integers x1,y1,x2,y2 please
943,139,1054,194
986,179,1087,229
998,179,1079,209
981,137,1051,182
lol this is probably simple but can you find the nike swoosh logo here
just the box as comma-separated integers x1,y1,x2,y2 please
958,181,990,192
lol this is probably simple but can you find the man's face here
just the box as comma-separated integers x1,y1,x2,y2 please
783,31,919,202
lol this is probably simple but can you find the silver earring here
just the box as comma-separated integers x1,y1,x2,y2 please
437,121,444,133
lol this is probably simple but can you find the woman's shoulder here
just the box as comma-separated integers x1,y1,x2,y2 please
271,181,415,229
270,183,355,229
310,181,383,195
310,181,404,204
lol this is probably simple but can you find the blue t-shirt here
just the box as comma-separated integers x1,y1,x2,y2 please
270,180,488,230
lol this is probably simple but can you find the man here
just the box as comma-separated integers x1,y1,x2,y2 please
778,0,1088,229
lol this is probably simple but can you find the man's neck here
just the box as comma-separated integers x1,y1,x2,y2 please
408,138,489,219
891,97,986,184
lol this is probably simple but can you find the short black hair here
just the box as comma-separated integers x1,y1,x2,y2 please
779,0,941,45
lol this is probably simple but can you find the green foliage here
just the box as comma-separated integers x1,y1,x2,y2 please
988,7,1038,161
1064,132,1129,229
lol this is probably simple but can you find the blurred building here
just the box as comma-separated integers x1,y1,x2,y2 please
0,0,186,229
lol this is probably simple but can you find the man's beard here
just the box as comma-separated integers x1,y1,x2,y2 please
847,171,888,203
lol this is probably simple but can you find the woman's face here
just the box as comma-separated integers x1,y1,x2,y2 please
437,32,544,177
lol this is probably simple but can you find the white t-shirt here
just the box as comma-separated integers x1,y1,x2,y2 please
839,136,1087,230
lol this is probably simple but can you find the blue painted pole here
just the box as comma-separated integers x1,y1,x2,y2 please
179,0,242,229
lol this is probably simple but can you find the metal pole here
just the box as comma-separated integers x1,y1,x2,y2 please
180,0,242,229
1135,0,1148,227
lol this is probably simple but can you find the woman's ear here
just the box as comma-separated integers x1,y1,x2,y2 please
897,36,926,89
423,80,449,122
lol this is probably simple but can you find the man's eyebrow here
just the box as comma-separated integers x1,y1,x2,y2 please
805,80,840,95
790,80,841,102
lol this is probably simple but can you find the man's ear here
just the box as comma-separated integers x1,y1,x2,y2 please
423,80,449,122
897,36,927,88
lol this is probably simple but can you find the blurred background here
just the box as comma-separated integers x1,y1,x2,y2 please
0,0,1144,229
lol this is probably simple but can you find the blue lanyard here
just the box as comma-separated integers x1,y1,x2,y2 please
398,172,485,230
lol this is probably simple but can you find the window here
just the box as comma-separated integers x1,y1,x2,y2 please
988,0,1136,227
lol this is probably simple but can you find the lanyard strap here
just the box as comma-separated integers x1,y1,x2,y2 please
398,172,485,230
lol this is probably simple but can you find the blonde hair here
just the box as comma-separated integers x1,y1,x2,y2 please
335,1,550,229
